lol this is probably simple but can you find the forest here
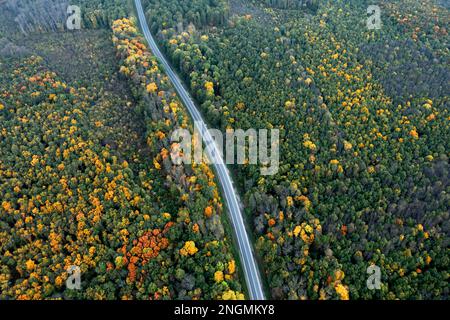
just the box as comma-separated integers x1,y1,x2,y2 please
0,1,244,300
0,0,448,301
142,0,449,299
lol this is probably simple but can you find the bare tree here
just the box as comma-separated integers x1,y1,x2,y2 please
6,0,69,35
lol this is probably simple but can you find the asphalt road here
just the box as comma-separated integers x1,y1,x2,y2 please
134,0,265,300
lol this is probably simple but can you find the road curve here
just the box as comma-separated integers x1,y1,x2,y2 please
134,0,265,300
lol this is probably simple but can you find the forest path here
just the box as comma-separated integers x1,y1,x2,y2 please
134,0,266,300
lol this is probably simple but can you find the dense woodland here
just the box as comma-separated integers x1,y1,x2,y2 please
0,2,244,299
142,0,449,299
0,0,448,300
1,0,129,33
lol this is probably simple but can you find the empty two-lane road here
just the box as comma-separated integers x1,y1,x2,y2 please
134,0,265,300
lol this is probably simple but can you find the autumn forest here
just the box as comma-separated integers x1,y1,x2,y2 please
0,0,448,301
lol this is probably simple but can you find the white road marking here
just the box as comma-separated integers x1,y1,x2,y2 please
134,0,265,300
